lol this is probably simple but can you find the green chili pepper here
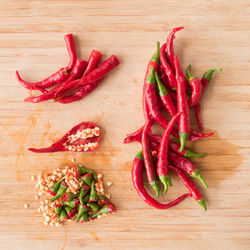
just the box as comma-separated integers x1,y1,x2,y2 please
81,173,93,186
91,202,116,218
75,204,89,222
79,185,90,204
50,182,67,203
77,165,97,180
87,202,99,211
89,181,98,202
48,177,65,196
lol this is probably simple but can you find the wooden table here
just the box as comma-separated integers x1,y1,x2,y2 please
0,0,249,249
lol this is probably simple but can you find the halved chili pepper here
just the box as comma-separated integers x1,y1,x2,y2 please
155,71,177,117
174,55,191,151
168,165,207,210
142,119,160,197
28,122,101,153
47,177,65,196
79,185,90,204
166,27,184,70
89,181,99,202
50,180,67,203
157,112,181,194
159,43,177,90
76,204,89,222
64,33,77,71
91,202,116,218
168,150,208,188
186,64,203,107
24,59,88,103
132,150,191,209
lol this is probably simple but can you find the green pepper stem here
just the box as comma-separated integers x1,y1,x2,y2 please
186,64,195,81
159,175,173,195
150,180,160,197
179,132,190,152
203,67,222,82
191,169,208,188
136,149,143,159
146,66,156,84
151,41,160,63
155,71,168,96
185,150,206,158
196,197,207,211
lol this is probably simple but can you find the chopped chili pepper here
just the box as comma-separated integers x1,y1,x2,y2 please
29,122,101,153
50,181,67,203
87,202,100,211
142,119,160,197
155,71,177,117
64,33,77,71
57,207,69,222
169,165,207,210
76,204,89,222
132,150,191,209
79,185,90,204
157,112,181,194
77,165,97,180
174,55,191,151
62,192,78,202
91,202,116,218
186,64,203,107
89,181,99,202
81,173,93,186
168,150,208,188
79,212,90,223
47,177,65,196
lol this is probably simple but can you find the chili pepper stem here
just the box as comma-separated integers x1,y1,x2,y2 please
190,169,208,188
150,180,160,198
179,132,190,151
159,175,173,195
203,68,222,81
185,150,206,158
197,197,207,211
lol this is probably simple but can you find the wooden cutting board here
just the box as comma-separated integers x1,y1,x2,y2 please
0,0,249,249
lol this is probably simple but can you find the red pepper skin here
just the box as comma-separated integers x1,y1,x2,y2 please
157,112,181,194
168,150,208,188
132,150,191,209
142,119,160,197
64,34,77,71
24,59,87,103
28,122,101,153
186,65,203,107
155,71,177,117
166,27,184,70
159,43,177,90
168,165,207,210
174,55,191,151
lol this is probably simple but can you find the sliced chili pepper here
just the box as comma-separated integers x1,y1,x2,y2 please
28,122,101,153
81,173,93,186
174,55,191,151
186,64,203,107
169,165,207,210
155,71,177,117
64,33,77,71
62,192,78,202
47,177,65,196
89,181,99,202
157,112,181,194
168,150,208,188
132,150,191,209
166,27,184,70
57,207,69,222
142,119,160,197
91,202,116,218
50,181,67,203
76,165,97,180
159,43,177,90
75,204,89,222
24,59,87,103
79,212,90,223
79,185,90,204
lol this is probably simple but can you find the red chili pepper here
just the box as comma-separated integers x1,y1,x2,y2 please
168,165,207,210
157,112,181,194
64,33,77,71
155,71,177,117
186,64,203,107
159,43,177,90
142,119,160,197
132,150,191,209
174,55,191,151
28,122,101,153
168,150,208,188
194,67,222,130
166,27,184,70
24,59,87,103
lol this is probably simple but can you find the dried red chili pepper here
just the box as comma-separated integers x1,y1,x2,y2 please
186,64,203,107
157,112,181,194
29,122,101,153
142,119,160,197
132,150,191,209
168,165,207,210
64,33,77,71
168,150,208,188
166,27,184,70
174,55,191,151
24,59,87,103
155,71,177,117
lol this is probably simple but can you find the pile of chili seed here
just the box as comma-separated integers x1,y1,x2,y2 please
16,34,120,104
124,27,221,210
34,164,115,226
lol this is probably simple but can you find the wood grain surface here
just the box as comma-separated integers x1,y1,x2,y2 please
0,0,249,249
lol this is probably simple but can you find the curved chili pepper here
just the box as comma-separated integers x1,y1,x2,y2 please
157,112,181,194
91,202,116,218
64,33,77,71
155,71,177,117
28,122,101,153
174,55,191,151
142,119,160,197
186,64,203,107
24,59,87,103
132,150,191,209
168,150,208,188
166,27,184,70
168,165,207,210
159,43,177,90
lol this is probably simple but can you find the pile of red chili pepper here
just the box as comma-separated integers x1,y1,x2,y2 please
16,34,120,104
124,27,221,210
